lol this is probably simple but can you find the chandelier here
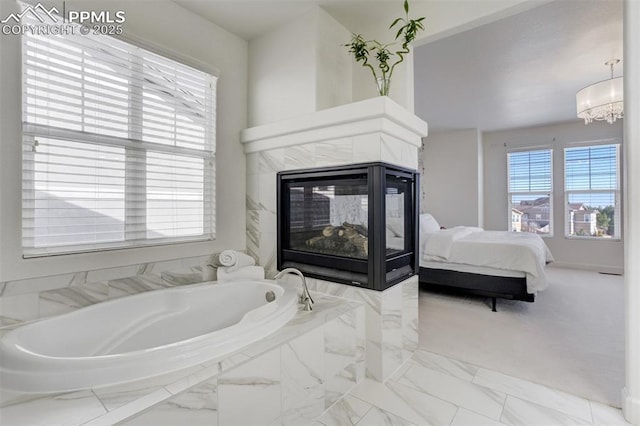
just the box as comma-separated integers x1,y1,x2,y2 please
576,59,624,124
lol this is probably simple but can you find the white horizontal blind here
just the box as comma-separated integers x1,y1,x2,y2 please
508,150,552,193
507,149,553,235
22,18,216,256
565,145,618,191
564,144,619,238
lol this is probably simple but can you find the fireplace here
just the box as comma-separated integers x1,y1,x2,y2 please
277,162,418,291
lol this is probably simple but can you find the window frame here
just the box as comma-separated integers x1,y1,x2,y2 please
506,148,554,237
20,23,218,258
563,141,621,241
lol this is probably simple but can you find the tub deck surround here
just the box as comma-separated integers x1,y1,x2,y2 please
0,292,365,426
1,280,298,394
243,97,425,385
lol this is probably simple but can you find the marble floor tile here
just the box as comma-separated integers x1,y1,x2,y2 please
501,396,592,426
473,367,593,422
357,405,417,426
310,395,371,426
451,408,508,426
411,350,479,382
394,360,505,420
590,400,633,426
350,378,457,426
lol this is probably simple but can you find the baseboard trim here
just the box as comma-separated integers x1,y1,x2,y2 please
549,262,624,276
622,387,640,425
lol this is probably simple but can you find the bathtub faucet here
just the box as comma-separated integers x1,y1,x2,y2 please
274,268,314,311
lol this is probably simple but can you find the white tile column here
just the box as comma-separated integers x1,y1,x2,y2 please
623,0,640,424
242,97,426,382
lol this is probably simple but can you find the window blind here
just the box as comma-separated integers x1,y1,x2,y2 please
22,22,217,256
565,145,618,191
508,150,552,193
564,144,619,238
507,149,553,235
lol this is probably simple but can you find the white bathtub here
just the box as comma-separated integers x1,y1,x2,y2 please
0,280,298,394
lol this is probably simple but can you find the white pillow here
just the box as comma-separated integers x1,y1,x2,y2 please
420,213,440,234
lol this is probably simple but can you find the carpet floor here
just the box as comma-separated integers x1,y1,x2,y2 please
418,266,625,408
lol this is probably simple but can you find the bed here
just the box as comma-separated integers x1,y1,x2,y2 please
417,214,554,311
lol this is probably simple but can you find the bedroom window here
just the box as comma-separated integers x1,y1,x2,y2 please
21,22,217,257
507,149,553,235
564,143,620,239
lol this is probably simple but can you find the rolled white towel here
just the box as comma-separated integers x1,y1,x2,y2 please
210,250,256,271
217,266,265,282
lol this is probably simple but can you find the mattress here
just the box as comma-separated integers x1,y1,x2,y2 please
420,227,553,293
419,260,526,278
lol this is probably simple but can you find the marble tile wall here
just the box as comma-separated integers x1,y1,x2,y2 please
245,133,419,279
0,254,216,327
245,133,420,384
121,305,366,426
305,276,419,383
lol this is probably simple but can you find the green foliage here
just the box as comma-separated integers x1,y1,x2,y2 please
585,205,615,236
345,0,426,96
599,205,615,235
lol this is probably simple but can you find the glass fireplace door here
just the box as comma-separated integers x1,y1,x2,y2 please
385,173,413,257
285,175,369,259
278,162,418,291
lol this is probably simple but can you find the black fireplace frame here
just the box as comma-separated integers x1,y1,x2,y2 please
277,162,419,291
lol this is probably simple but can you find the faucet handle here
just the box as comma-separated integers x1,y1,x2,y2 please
302,297,313,311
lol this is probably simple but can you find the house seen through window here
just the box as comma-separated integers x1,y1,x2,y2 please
507,149,553,235
21,20,217,257
564,144,620,239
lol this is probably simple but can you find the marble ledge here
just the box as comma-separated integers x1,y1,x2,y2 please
240,97,428,154
0,292,363,426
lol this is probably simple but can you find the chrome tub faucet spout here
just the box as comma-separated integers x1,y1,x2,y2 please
274,268,314,311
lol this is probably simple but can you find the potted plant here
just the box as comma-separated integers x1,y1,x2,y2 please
345,0,425,96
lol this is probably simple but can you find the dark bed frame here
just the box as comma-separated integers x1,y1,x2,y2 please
418,267,534,312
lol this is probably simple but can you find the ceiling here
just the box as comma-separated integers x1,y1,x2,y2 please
173,0,536,42
414,0,624,133
173,0,623,134
173,1,319,40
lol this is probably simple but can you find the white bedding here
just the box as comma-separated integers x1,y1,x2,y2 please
421,227,554,293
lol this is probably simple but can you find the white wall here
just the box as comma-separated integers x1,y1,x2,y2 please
483,120,624,273
0,0,248,282
623,0,640,422
421,129,483,227
315,9,352,112
247,9,316,127
248,7,352,127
